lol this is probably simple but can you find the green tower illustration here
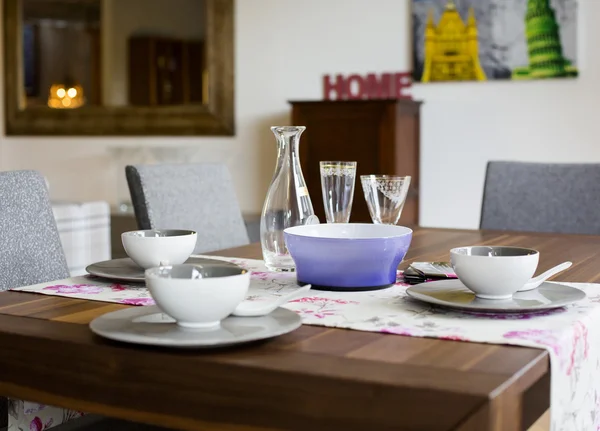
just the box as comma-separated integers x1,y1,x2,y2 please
512,0,578,80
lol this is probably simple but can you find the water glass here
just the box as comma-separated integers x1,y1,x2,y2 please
360,175,411,225
320,161,357,223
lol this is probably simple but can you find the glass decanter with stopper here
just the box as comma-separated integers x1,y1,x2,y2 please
260,126,318,271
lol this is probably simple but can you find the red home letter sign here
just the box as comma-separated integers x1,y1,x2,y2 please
322,72,412,101
323,75,345,101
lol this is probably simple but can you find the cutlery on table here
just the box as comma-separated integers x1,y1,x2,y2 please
232,284,312,317
518,261,573,292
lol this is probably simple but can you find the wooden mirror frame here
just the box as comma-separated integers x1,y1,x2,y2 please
4,0,234,136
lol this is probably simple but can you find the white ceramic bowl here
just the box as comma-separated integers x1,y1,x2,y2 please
122,229,197,269
145,263,250,329
450,246,539,300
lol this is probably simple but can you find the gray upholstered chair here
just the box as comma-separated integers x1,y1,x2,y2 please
480,161,600,235
0,170,82,430
126,163,250,254
0,171,70,290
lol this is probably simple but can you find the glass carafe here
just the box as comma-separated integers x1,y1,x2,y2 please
260,126,317,271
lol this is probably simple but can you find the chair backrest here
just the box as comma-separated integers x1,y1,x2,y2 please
0,170,69,290
480,161,600,235
126,163,250,254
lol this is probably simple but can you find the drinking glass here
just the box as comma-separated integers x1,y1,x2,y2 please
320,161,357,223
360,175,411,225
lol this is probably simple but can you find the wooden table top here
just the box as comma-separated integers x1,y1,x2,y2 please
1,228,599,431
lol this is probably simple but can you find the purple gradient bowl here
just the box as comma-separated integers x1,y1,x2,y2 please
284,224,413,290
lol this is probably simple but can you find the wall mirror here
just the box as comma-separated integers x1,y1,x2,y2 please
4,0,234,135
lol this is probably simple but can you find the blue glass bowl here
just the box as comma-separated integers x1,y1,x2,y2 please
284,224,413,291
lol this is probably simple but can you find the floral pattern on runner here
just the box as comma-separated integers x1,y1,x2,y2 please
43,284,103,294
8,255,600,431
7,399,84,431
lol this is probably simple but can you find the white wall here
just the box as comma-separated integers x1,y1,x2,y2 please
0,0,598,229
413,0,596,228
102,0,205,105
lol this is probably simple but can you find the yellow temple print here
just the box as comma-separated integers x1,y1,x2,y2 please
421,0,486,82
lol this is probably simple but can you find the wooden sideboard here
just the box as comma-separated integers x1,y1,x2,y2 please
290,99,422,225
128,36,204,106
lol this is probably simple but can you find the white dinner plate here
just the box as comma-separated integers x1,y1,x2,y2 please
406,279,586,313
89,305,302,348
86,256,239,282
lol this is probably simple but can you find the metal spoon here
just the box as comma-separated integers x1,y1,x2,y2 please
518,261,572,292
232,284,312,317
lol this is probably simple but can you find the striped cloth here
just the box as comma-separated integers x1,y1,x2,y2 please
51,201,111,276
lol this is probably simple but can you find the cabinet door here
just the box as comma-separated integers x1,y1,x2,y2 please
128,38,154,106
293,104,386,223
394,107,420,226
184,41,204,104
155,39,184,105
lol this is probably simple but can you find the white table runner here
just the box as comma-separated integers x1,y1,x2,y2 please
9,255,600,431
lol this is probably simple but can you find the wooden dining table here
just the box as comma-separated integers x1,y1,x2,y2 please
0,227,599,431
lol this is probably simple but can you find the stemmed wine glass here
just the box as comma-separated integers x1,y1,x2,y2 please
320,161,357,223
360,175,411,225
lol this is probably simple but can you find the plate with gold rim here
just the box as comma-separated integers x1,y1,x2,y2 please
406,279,585,313
89,305,302,348
86,256,240,282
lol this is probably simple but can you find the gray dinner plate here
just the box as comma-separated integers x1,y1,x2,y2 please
86,256,240,282
89,305,302,348
406,279,586,313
